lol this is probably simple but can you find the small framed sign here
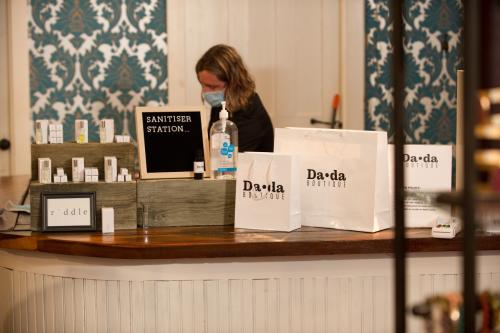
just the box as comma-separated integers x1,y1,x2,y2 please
135,106,209,179
42,192,97,232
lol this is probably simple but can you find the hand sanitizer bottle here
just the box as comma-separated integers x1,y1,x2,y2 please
210,101,238,179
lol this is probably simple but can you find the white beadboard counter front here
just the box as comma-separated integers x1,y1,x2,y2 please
1,176,499,332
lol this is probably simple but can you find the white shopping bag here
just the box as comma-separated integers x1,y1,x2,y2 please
388,144,452,228
274,128,392,232
235,152,301,231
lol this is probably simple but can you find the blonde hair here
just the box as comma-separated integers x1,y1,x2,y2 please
196,44,255,111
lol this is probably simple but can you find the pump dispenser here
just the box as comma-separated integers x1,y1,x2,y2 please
219,101,229,120
209,101,238,179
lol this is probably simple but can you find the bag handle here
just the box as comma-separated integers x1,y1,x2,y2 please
301,130,350,156
247,157,275,201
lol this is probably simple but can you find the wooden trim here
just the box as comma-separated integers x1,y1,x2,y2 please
1,226,499,260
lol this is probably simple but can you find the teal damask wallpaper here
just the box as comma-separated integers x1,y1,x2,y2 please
29,0,167,142
365,0,463,144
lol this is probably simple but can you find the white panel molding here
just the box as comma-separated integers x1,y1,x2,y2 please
0,0,11,176
6,0,30,176
340,0,365,130
167,0,187,105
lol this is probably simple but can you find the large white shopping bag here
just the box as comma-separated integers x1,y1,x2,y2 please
274,128,392,232
388,144,452,228
235,152,301,231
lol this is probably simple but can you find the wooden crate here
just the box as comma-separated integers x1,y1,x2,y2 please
31,143,135,181
30,181,137,231
137,179,236,227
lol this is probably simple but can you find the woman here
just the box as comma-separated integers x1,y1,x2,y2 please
196,44,274,152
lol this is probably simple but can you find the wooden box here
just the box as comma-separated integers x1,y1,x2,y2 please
31,143,135,181
137,179,236,227
30,181,137,231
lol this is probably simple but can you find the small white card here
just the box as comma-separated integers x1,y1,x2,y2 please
101,207,115,234
389,144,452,228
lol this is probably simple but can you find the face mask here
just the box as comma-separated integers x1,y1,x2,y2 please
202,90,225,107
4,200,30,214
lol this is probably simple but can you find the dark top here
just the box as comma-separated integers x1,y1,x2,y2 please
209,93,274,152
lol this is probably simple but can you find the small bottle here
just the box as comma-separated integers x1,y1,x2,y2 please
193,149,205,180
210,101,238,179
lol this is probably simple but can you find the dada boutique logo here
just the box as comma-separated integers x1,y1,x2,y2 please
241,180,286,200
306,168,347,189
404,153,439,168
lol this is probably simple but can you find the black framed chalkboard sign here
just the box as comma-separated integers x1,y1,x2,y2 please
135,106,210,179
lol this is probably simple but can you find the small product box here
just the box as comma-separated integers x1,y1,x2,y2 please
38,158,52,183
48,124,63,144
104,156,117,182
101,207,115,233
84,167,99,182
72,157,85,182
53,171,68,183
54,167,68,182
117,168,132,182
75,119,88,143
100,119,115,143
35,120,49,144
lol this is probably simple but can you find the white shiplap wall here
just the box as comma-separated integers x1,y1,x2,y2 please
3,269,500,333
1,251,500,332
167,0,341,128
2,270,392,333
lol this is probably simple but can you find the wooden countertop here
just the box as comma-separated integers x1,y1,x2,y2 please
1,176,500,260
